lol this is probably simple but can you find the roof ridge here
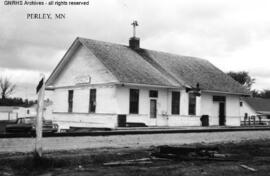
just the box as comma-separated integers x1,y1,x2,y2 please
78,37,128,48
78,36,207,62
142,47,210,63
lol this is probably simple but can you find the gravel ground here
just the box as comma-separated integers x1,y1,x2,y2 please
1,131,270,153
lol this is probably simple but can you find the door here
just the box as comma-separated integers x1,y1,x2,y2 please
219,102,226,126
150,99,157,118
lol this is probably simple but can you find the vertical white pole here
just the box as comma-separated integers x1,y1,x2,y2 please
35,74,45,157
133,25,136,37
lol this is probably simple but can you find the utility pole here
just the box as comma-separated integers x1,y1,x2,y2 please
35,74,45,157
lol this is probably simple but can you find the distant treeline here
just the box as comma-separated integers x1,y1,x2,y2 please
0,98,36,107
227,71,270,99
252,90,270,99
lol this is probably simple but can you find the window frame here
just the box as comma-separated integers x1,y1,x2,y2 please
68,90,74,113
89,89,96,113
149,90,158,98
213,96,226,102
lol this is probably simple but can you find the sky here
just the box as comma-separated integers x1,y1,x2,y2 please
0,0,270,100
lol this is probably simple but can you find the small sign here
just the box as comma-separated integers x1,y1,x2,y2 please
36,78,44,94
75,75,91,84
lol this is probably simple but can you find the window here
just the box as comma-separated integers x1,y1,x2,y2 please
188,93,196,115
68,90,73,113
171,91,180,115
149,90,158,98
129,89,139,114
213,96,225,102
89,89,96,113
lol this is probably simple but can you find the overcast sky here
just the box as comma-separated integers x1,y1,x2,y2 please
1,0,270,99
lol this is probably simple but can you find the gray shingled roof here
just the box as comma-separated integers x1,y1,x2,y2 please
243,97,270,114
79,37,249,95
137,49,249,94
79,38,179,87
0,106,19,112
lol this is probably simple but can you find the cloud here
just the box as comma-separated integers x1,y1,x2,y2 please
0,68,50,84
1,0,270,98
0,68,52,100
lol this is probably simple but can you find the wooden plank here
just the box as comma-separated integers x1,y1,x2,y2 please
240,164,257,172
104,159,152,166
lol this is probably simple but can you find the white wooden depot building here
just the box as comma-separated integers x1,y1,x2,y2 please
46,36,249,129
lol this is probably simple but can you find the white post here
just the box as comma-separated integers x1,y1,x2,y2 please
131,20,138,37
35,74,45,157
133,25,136,37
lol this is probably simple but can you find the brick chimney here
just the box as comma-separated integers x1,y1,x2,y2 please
129,37,140,49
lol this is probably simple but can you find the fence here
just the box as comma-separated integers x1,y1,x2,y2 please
241,115,270,126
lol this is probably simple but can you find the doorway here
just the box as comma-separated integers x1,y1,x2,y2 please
213,96,226,126
150,99,157,118
219,102,226,126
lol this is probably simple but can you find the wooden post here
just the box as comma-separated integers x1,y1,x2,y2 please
35,74,45,157
244,113,248,126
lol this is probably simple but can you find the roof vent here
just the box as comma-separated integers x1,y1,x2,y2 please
129,20,140,49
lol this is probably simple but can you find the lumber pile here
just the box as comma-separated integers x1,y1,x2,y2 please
151,145,233,161
103,145,236,166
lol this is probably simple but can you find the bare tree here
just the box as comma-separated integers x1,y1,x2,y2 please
0,77,16,100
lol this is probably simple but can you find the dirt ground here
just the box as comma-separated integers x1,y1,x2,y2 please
1,139,270,176
2,130,270,153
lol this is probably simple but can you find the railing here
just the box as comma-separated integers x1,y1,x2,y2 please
241,116,270,126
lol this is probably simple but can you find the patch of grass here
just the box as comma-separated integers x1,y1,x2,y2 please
0,153,99,175
0,148,150,175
